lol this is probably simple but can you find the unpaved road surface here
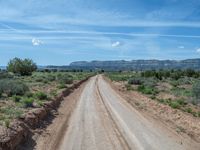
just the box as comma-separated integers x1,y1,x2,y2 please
36,75,199,150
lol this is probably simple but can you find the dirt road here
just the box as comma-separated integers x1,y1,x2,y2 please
35,75,199,150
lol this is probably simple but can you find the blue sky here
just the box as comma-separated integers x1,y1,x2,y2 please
0,0,200,65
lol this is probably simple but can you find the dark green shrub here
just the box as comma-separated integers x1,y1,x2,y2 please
143,78,157,88
7,58,37,76
12,95,21,102
0,106,23,119
22,97,34,107
0,79,29,96
0,72,14,79
50,90,57,97
185,107,192,113
128,77,143,85
57,74,73,84
4,119,10,128
138,85,158,95
25,92,33,98
57,83,66,89
35,76,44,82
34,92,48,100
169,101,181,109
47,75,56,81
125,84,133,91
176,99,187,106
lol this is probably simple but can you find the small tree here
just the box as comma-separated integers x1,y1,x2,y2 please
7,58,37,76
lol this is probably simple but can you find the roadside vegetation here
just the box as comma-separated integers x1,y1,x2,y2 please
106,69,200,117
0,58,93,127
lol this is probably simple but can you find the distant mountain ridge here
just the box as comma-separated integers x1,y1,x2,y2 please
1,59,200,71
69,59,200,71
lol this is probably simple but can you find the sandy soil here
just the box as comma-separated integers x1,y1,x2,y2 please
27,75,199,150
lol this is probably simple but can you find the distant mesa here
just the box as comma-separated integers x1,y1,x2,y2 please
49,59,200,71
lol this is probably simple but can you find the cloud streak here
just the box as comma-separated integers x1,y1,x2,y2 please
1,30,200,39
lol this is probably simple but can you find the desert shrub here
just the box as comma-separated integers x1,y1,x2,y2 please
184,69,196,77
170,72,182,80
192,81,200,104
50,89,57,97
176,99,187,105
12,95,21,102
0,79,29,96
125,84,133,90
0,72,14,79
106,72,133,82
170,80,179,87
185,107,192,113
177,77,192,85
169,101,181,109
171,87,192,97
7,58,37,76
22,97,34,107
57,74,73,84
34,92,48,100
35,76,44,82
128,77,143,85
4,119,10,128
25,92,33,98
0,106,23,119
57,83,67,89
47,74,56,81
143,78,157,88
138,85,158,95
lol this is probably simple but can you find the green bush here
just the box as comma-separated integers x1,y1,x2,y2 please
0,106,23,119
0,72,14,79
57,83,66,89
4,119,10,128
25,92,33,98
185,107,192,113
35,76,44,82
0,79,29,96
176,99,187,106
50,89,57,97
57,74,73,84
7,58,37,76
125,84,133,91
128,77,143,85
34,92,48,100
143,78,157,88
169,101,181,109
12,95,21,102
22,97,34,107
138,85,158,95
47,75,56,81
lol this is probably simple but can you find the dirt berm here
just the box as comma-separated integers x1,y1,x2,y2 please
0,76,91,150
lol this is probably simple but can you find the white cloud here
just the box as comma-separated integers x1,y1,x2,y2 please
111,41,121,47
178,46,184,49
32,38,43,46
196,48,200,53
